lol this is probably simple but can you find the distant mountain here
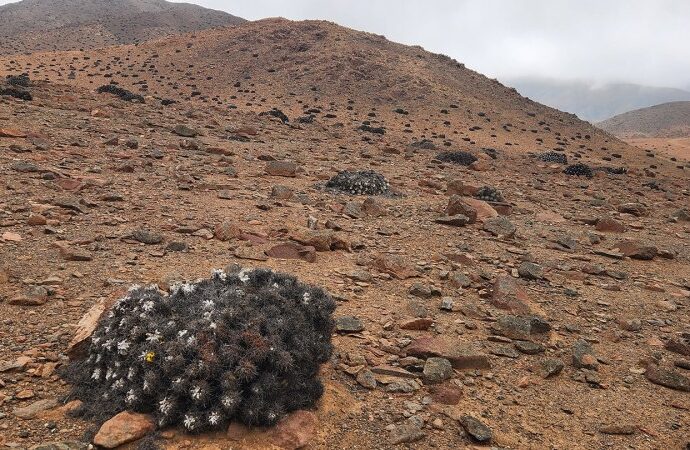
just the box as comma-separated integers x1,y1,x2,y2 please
0,0,245,55
504,77,690,122
597,101,690,138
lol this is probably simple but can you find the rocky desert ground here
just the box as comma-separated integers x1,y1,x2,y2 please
0,8,688,450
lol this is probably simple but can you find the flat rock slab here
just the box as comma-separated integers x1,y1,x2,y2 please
268,410,318,450
93,411,155,448
406,336,490,370
14,398,59,419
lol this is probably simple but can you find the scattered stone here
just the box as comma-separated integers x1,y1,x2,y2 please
356,369,377,390
371,254,420,279
132,229,163,245
172,124,198,137
537,358,565,378
423,357,454,384
389,420,425,445
644,365,690,392
617,203,648,217
515,340,545,355
446,196,478,223
483,216,516,238
613,240,658,260
164,241,188,253
266,243,317,263
268,410,318,450
93,411,155,448
266,161,299,177
409,283,441,299
518,262,543,280
491,276,532,315
336,316,365,333
460,415,492,443
400,317,434,331
406,337,490,369
572,340,598,370
435,214,470,227
14,399,59,420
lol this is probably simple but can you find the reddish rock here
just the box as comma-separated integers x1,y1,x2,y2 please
446,179,480,196
67,295,119,360
289,228,349,252
617,203,648,217
266,243,317,263
491,276,532,314
55,178,83,191
0,128,27,138
55,243,92,261
446,195,478,223
614,240,658,260
13,398,59,420
596,217,625,233
362,197,387,217
27,214,47,226
429,384,463,405
405,336,490,369
269,410,318,450
399,317,433,331
266,160,299,177
214,221,243,241
2,231,22,242
462,197,499,223
93,411,155,448
370,254,420,279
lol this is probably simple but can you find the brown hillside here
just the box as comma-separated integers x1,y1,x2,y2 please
0,0,245,55
598,101,690,139
1,18,646,168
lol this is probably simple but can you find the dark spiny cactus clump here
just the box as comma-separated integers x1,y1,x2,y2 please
326,170,390,195
359,124,386,135
538,151,568,164
6,74,30,87
97,84,145,103
475,186,504,203
262,108,289,123
410,139,436,150
436,151,477,166
603,166,627,175
297,114,315,124
0,85,32,101
563,163,593,178
62,268,335,433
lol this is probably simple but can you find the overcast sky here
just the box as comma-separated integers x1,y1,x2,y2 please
1,0,688,89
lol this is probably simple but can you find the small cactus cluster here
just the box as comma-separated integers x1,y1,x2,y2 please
326,170,390,195
62,268,335,433
6,73,30,87
475,186,504,203
436,151,477,166
603,166,627,175
97,84,145,103
563,163,593,178
538,151,568,164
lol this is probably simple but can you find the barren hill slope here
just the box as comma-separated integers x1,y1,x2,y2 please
598,101,690,138
1,18,651,170
0,0,245,55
